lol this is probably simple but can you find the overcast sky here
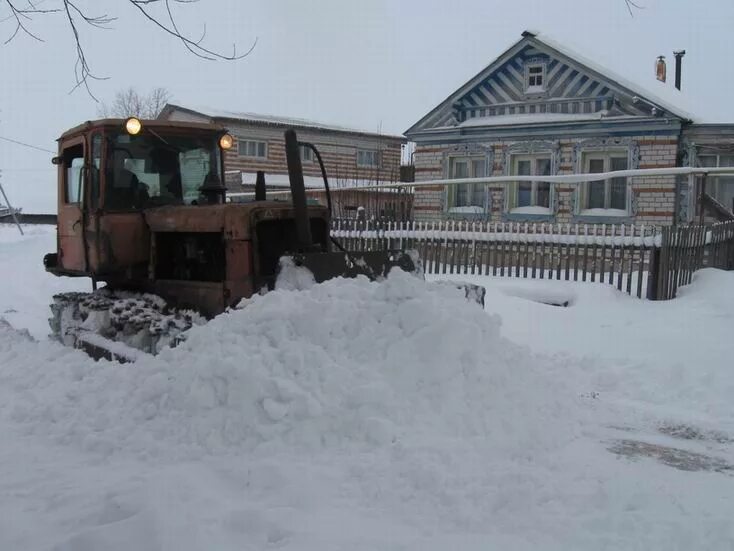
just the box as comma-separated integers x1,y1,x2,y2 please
2,0,733,212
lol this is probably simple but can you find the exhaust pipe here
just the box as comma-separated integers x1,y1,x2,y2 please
284,129,313,250
255,170,266,201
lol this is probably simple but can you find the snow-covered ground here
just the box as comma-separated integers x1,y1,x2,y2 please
1,223,733,550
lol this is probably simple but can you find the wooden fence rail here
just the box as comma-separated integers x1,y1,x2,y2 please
331,219,658,299
653,220,734,300
330,219,734,301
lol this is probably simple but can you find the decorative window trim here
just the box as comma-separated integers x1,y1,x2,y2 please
441,143,493,216
571,137,640,220
502,140,561,219
524,61,547,95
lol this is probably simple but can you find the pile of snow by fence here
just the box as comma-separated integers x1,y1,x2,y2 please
0,269,586,461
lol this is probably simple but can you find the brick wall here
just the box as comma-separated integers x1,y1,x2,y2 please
413,135,680,226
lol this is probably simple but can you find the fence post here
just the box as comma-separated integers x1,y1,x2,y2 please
647,228,664,300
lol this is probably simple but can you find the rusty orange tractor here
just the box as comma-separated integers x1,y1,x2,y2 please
45,117,482,361
43,118,430,360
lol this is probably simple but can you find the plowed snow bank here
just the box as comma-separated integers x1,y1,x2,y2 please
0,270,584,461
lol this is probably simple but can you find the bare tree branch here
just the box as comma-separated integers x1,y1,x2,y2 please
2,0,56,43
624,0,644,17
61,0,109,100
127,0,257,62
1,0,256,99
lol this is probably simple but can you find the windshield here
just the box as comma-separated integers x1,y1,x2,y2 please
106,132,222,209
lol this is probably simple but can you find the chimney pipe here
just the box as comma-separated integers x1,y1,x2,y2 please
673,50,685,91
655,55,666,83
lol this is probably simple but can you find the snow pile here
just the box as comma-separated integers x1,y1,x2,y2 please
2,231,734,549
0,269,585,461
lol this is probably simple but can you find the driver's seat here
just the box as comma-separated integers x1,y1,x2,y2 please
108,169,145,209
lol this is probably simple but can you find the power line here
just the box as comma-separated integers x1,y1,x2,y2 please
0,135,55,154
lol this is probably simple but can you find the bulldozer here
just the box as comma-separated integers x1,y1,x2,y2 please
44,117,484,362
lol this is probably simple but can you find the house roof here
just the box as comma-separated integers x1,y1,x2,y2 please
529,31,697,121
405,30,697,137
160,104,405,142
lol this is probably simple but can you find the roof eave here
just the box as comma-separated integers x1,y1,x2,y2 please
408,115,683,140
165,104,406,142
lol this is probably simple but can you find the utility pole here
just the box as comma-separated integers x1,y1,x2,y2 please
0,110,24,235
0,170,24,235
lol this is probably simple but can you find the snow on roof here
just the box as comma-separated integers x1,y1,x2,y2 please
528,30,698,121
168,104,404,140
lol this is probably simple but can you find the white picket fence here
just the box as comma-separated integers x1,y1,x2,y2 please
331,219,662,247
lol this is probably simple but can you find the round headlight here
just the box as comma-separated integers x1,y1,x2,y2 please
125,117,142,135
219,133,234,150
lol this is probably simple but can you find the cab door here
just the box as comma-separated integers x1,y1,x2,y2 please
57,137,88,274
84,132,104,271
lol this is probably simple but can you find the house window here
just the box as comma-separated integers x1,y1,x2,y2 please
357,149,379,168
449,156,486,211
583,153,628,212
510,155,552,212
300,145,313,163
238,139,267,159
699,154,734,212
525,63,546,93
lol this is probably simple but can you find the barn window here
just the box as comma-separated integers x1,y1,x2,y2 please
238,139,267,159
357,149,380,168
299,145,313,163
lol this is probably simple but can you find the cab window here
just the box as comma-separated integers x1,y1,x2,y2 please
64,145,84,204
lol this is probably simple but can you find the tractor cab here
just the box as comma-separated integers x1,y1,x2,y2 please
45,118,232,280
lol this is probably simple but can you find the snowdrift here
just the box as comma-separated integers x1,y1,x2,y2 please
0,269,584,461
2,237,734,550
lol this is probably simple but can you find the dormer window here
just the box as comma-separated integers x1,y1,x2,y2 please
525,63,546,93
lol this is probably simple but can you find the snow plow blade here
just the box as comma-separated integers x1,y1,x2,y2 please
283,249,486,308
286,250,422,282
